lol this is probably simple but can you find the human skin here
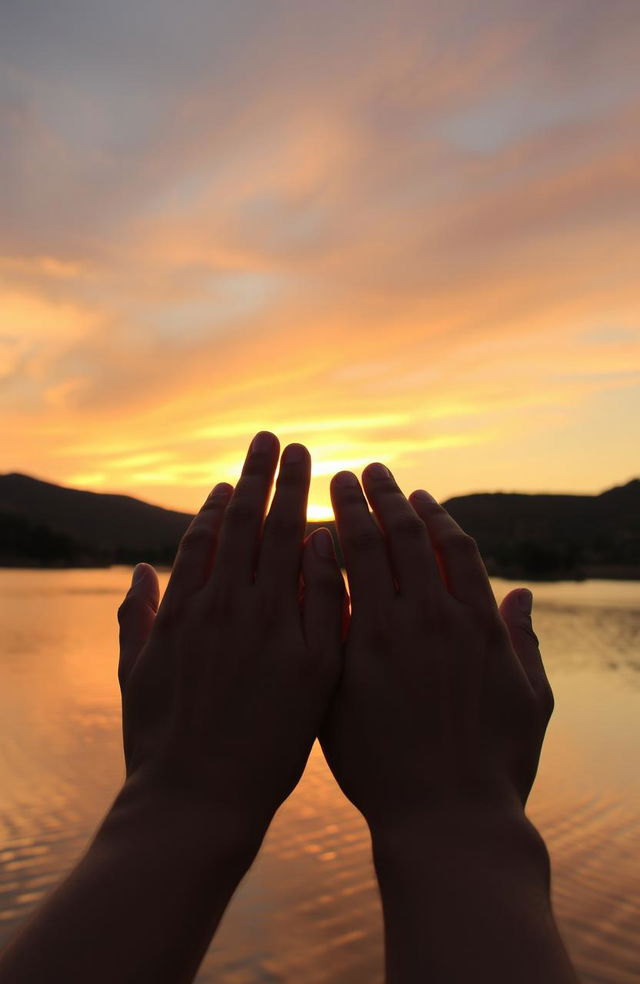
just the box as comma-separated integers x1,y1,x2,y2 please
0,432,346,984
323,463,579,984
0,439,579,984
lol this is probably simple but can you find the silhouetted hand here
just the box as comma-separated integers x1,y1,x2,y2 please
322,464,577,984
118,430,345,838
322,463,552,828
0,432,346,984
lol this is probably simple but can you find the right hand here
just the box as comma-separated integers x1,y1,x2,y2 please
321,463,554,835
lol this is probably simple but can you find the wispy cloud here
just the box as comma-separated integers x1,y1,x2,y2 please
1,0,638,515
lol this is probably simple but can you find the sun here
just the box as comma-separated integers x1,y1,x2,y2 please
307,504,334,522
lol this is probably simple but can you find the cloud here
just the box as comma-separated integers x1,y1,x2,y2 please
0,0,638,512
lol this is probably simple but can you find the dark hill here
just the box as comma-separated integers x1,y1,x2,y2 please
1,472,638,579
0,473,192,566
442,479,640,579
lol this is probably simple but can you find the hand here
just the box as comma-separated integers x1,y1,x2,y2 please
0,433,348,984
321,466,578,984
322,463,553,834
117,431,346,843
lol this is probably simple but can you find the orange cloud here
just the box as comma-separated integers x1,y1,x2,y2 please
0,1,638,516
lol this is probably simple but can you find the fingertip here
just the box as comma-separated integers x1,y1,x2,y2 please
211,481,234,496
312,527,336,560
281,442,310,466
132,562,155,587
362,462,392,483
518,588,533,615
409,489,439,509
331,472,361,501
249,430,280,456
499,588,532,617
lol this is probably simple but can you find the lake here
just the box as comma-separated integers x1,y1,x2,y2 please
0,568,638,983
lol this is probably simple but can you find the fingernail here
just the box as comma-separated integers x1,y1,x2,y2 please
313,529,334,559
412,489,438,507
367,462,390,480
518,589,533,615
132,564,148,586
212,482,233,495
250,431,275,454
282,443,307,464
334,471,359,487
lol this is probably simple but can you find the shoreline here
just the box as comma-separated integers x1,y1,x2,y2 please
1,563,640,583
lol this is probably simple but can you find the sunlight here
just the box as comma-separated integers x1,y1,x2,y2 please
306,504,335,522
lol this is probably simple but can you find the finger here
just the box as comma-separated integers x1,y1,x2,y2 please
499,588,554,715
117,563,160,690
209,431,280,590
301,529,346,677
162,482,234,607
330,471,396,607
255,443,311,597
409,490,497,613
362,463,442,601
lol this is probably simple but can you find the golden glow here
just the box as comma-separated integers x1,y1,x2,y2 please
1,5,638,517
307,504,335,522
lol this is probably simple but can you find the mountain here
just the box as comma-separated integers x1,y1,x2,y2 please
0,473,192,567
441,478,640,580
1,472,639,580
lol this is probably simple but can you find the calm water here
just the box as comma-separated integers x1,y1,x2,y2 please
0,569,639,983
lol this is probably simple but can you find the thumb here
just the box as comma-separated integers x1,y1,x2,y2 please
117,563,160,691
499,588,553,712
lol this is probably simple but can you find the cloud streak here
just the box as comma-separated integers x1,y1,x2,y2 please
1,0,638,515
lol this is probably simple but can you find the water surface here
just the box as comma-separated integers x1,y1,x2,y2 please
0,569,638,982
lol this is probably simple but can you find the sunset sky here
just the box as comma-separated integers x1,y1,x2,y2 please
1,1,638,520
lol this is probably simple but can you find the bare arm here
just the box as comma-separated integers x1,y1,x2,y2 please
0,432,345,984
323,467,579,983
0,780,262,984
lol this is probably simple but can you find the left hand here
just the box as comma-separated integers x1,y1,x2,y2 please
116,432,346,847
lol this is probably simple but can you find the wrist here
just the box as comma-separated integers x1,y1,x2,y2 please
370,802,550,890
98,774,267,885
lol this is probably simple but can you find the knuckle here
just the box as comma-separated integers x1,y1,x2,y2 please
447,530,478,553
179,524,212,551
344,526,382,554
264,510,304,540
391,513,427,540
225,498,257,527
200,496,227,513
459,531,479,551
371,480,400,496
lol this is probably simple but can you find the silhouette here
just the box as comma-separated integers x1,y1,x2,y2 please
2,471,639,579
0,434,579,983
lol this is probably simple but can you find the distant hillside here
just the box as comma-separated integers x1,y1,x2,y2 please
0,473,192,567
442,479,640,580
1,472,639,580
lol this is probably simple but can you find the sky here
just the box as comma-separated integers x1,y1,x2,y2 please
1,0,638,519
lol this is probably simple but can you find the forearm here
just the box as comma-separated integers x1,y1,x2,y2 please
0,778,265,984
371,807,579,984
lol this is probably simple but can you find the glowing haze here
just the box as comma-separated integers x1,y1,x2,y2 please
1,1,638,519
